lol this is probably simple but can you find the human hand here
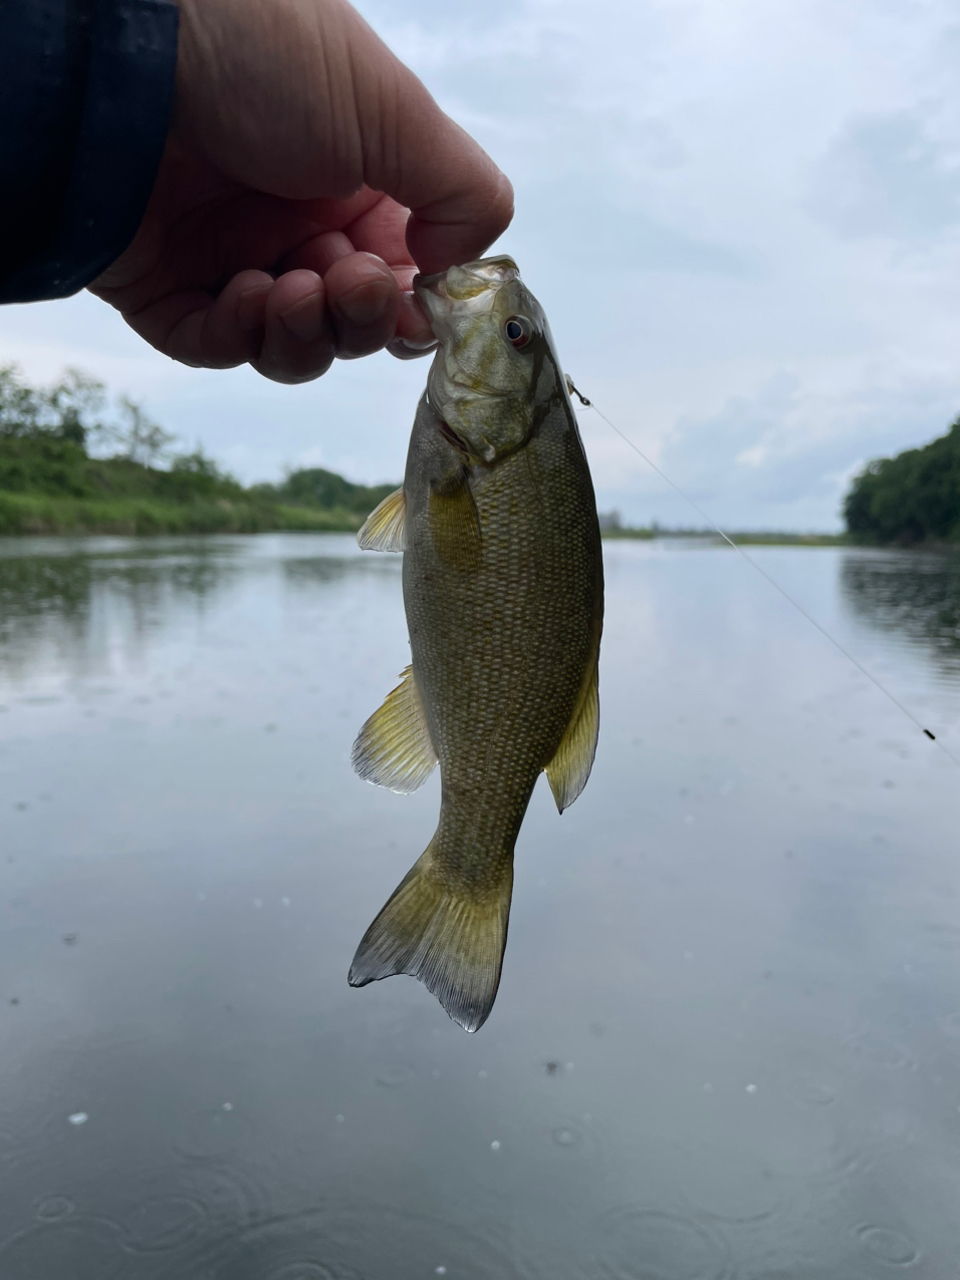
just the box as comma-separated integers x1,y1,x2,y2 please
89,0,513,383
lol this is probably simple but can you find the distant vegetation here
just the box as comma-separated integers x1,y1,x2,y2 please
845,417,960,545
601,526,845,546
19,363,948,547
248,469,396,522
598,511,844,545
0,365,396,536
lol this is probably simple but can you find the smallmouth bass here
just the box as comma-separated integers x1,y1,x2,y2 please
348,256,604,1032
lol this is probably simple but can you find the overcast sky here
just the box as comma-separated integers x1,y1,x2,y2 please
4,0,960,530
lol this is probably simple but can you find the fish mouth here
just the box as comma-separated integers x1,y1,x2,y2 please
414,256,519,328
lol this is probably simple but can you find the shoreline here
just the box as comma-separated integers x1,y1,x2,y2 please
1,494,955,549
0,492,363,537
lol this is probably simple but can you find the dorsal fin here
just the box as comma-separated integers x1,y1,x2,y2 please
358,487,406,552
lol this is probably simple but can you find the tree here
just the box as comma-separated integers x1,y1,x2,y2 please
46,369,108,445
0,364,107,445
844,419,960,544
114,397,176,466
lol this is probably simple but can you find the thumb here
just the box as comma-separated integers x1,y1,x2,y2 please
352,28,514,272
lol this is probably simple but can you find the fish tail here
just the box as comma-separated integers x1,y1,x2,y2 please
348,840,513,1033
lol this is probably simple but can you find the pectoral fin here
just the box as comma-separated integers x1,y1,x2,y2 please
428,479,482,572
545,657,600,813
352,665,437,793
358,487,406,552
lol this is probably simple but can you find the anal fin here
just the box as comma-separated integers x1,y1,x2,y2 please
358,487,406,552
545,657,599,813
352,665,438,793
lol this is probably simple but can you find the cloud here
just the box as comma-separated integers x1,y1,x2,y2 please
810,109,960,240
634,370,960,530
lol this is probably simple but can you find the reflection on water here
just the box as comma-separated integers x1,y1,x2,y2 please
841,548,960,669
0,535,958,1278
0,540,242,686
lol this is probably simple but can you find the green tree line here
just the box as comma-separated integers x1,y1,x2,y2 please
844,417,960,545
0,365,396,536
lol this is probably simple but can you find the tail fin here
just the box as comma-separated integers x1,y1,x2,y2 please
348,843,513,1033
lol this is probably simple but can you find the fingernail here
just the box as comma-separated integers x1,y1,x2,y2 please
238,286,269,331
389,337,439,361
280,293,325,343
335,280,393,326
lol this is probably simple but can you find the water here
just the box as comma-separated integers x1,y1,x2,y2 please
1,533,958,1279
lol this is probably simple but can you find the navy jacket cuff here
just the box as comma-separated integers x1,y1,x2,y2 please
0,0,179,304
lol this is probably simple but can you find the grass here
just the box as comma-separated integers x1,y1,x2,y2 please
0,492,365,537
601,526,847,546
0,495,851,543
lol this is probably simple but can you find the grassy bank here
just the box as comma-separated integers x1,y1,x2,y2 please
601,526,847,545
0,365,400,538
0,499,851,542
0,492,365,536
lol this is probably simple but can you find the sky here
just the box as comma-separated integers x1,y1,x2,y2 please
4,0,960,530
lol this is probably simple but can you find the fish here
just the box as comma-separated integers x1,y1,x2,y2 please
347,255,604,1032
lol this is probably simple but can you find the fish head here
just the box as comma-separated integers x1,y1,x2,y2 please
415,256,562,464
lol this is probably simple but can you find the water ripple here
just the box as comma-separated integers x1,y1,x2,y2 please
856,1224,920,1267
598,1206,731,1280
35,1196,75,1222
783,1077,837,1108
112,1159,272,1264
552,1126,582,1148
172,1105,258,1159
267,1266,354,1280
191,1202,538,1280
677,1153,783,1225
850,1032,918,1073
374,1066,414,1088
0,1217,127,1280
121,1192,210,1255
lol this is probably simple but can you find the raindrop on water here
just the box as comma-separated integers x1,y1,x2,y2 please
552,1127,581,1147
598,1206,730,1280
36,1197,74,1222
375,1067,410,1088
857,1225,919,1266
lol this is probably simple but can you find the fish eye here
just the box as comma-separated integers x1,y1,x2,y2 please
504,316,534,349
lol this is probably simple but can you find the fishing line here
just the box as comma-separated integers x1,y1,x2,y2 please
567,380,960,767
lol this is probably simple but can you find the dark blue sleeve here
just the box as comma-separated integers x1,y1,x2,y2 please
0,0,178,304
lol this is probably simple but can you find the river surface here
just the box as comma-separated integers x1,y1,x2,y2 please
1,533,958,1279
